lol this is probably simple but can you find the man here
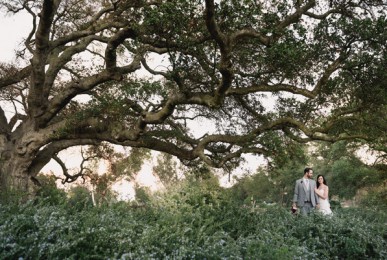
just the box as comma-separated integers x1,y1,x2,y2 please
292,167,319,215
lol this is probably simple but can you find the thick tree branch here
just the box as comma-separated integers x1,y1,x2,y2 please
276,0,316,31
204,0,233,103
0,66,32,89
28,0,61,118
105,27,137,70
44,35,99,96
311,52,348,96
204,0,227,51
227,83,316,98
305,9,340,19
8,113,28,131
0,107,10,135
39,51,143,126
231,28,270,46
23,2,37,53
141,58,169,77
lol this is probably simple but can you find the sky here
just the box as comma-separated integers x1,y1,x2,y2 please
0,10,31,62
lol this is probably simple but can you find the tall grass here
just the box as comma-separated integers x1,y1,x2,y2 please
0,181,386,259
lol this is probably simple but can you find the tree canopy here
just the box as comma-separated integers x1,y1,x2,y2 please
0,0,386,192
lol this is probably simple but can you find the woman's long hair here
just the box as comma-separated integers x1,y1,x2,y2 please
316,174,327,188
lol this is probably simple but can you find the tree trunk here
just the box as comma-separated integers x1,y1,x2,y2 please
0,131,40,198
0,156,36,198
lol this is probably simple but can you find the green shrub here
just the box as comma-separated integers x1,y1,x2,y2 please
67,186,94,211
0,180,386,259
359,185,387,211
34,175,67,205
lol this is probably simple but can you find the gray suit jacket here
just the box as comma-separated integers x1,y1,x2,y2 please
293,178,319,207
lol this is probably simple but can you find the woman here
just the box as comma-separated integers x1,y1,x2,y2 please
315,175,332,215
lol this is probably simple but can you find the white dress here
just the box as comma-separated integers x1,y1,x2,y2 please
317,188,332,215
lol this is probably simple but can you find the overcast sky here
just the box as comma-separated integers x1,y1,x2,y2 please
0,10,32,62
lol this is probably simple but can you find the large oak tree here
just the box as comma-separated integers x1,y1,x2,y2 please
0,0,386,193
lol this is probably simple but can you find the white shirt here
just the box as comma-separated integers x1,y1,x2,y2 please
303,178,309,190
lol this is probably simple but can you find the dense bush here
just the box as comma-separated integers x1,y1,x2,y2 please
1,180,386,259
359,185,387,211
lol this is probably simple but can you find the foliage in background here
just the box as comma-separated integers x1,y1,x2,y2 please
359,185,387,211
34,175,67,205
231,140,386,210
111,148,152,180
310,141,386,201
229,139,309,206
152,152,180,187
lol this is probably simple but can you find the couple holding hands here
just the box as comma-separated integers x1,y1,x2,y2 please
292,167,332,216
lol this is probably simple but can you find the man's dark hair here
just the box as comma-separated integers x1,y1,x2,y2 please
304,167,313,174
